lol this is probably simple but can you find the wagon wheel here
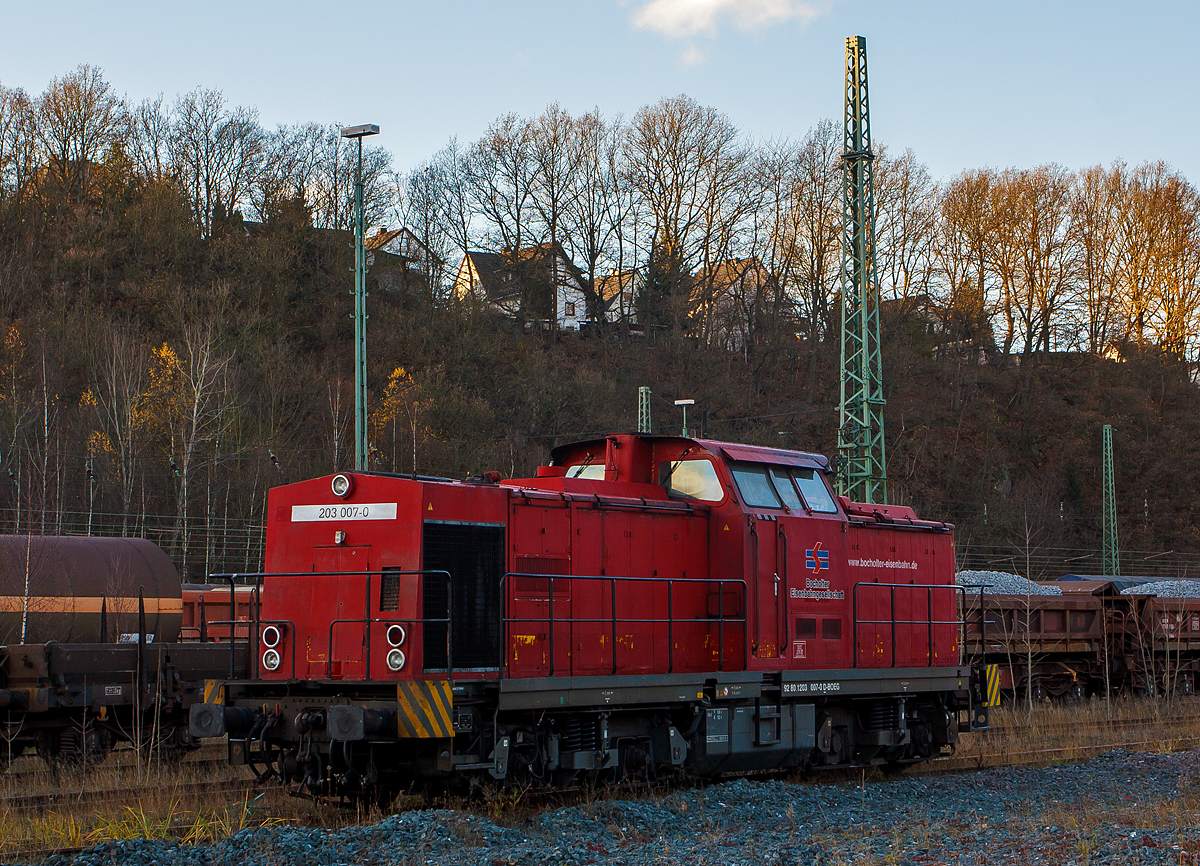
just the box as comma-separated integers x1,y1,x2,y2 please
36,723,112,768
137,718,196,764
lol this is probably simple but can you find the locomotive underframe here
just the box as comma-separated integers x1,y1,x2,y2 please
196,665,972,795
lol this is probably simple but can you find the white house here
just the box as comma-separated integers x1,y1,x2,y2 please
452,243,589,331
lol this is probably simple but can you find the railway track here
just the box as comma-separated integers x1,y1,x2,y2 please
990,711,1200,738
0,769,256,814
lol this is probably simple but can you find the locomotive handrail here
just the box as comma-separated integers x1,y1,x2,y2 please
211,569,454,680
851,582,967,669
499,572,748,678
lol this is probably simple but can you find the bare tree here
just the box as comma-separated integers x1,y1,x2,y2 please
85,324,151,535
170,88,264,234
874,146,940,310
939,170,998,350
624,95,752,334
1014,165,1078,355
1112,161,1174,346
744,137,803,352
146,329,237,577
34,64,127,203
467,114,545,320
306,124,393,231
562,110,634,326
0,84,36,199
128,94,173,183
1142,168,1200,359
1069,163,1124,353
250,122,323,222
787,120,842,397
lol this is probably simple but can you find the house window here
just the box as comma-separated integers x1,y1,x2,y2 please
565,302,576,317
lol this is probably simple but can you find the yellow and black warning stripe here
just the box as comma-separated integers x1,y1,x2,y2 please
396,681,453,738
203,679,225,705
985,664,1001,708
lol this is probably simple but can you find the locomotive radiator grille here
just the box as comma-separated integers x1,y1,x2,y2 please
422,522,505,670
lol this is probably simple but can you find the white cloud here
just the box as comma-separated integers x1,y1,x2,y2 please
680,43,706,66
631,0,832,40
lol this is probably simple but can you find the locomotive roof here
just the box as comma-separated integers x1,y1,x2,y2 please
549,434,830,470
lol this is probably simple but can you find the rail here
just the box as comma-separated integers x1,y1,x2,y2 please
207,569,452,681
499,572,747,677
852,581,968,669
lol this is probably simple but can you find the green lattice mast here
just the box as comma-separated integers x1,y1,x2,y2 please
637,387,652,433
837,36,887,503
1102,424,1119,575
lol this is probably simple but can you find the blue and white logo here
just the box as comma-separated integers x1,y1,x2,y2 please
805,542,830,573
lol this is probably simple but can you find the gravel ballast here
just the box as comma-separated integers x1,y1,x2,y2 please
1121,580,1200,598
18,749,1200,866
957,570,1063,596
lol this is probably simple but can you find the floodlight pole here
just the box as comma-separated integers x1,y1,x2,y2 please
675,399,695,437
341,124,379,472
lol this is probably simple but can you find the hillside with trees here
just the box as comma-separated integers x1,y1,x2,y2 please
0,65,1198,579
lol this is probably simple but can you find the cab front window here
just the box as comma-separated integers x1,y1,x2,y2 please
566,463,605,479
795,468,838,513
729,462,782,509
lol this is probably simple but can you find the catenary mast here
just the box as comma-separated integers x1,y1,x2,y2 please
837,36,887,504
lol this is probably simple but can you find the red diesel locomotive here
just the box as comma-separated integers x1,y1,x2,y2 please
190,434,987,793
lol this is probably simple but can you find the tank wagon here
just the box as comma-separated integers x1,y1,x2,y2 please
0,536,249,767
962,579,1200,701
190,434,988,795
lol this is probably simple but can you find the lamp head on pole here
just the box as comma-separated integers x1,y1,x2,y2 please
340,124,380,139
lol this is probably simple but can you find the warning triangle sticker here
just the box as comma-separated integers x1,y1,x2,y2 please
723,524,729,531
427,503,433,511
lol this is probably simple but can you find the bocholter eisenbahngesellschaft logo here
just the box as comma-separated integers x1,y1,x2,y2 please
806,541,830,573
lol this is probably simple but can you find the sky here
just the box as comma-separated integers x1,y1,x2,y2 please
1,0,1197,183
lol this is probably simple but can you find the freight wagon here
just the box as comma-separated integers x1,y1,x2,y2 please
962,579,1200,701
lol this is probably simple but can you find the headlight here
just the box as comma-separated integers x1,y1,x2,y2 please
331,474,353,497
386,648,406,671
262,648,281,671
386,624,407,647
261,625,281,648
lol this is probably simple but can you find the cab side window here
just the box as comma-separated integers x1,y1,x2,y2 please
659,458,725,502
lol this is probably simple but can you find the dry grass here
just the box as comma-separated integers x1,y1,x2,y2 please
0,747,389,860
947,695,1200,769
